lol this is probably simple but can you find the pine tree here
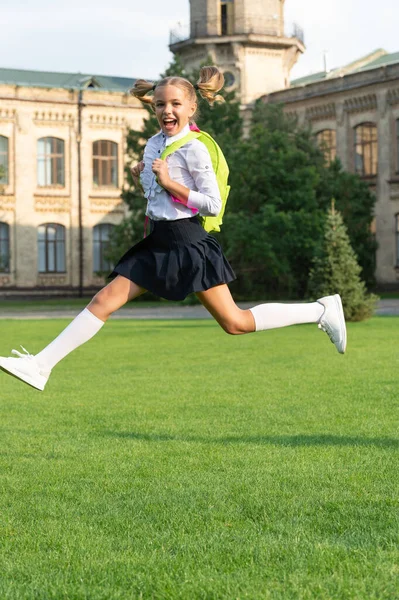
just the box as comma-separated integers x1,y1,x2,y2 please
308,201,378,321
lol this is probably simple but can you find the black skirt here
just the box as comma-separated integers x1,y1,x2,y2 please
109,216,236,301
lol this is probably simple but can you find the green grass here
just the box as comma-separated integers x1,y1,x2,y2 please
0,318,398,599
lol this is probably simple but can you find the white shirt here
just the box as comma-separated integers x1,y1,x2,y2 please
140,124,222,221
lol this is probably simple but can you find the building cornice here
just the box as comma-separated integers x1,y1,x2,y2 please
171,34,305,53
265,63,399,105
0,95,140,111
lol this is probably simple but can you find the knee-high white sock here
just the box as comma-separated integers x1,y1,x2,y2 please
249,302,324,332
35,308,105,371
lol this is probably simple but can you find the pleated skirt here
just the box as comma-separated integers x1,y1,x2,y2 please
109,216,236,301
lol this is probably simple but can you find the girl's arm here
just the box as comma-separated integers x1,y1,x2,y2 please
152,158,190,203
130,161,144,188
152,143,222,216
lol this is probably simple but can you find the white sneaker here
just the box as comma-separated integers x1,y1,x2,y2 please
317,294,347,354
0,346,51,391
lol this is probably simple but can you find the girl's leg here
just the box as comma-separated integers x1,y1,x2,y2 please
35,276,146,370
196,284,346,352
196,284,256,335
0,276,146,390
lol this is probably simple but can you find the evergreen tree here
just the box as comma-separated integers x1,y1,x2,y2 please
308,202,378,321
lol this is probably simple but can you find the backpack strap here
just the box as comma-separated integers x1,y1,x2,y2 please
159,131,202,215
160,131,200,161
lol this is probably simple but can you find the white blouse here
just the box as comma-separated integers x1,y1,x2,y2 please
140,124,222,221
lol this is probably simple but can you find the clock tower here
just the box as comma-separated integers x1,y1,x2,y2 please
169,0,305,105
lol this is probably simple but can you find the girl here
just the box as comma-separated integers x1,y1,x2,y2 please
0,67,346,391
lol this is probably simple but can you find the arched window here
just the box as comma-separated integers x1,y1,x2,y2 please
0,136,9,184
37,137,65,186
93,223,115,272
315,129,337,164
38,223,66,273
220,0,234,36
0,222,10,272
93,140,118,187
354,123,378,176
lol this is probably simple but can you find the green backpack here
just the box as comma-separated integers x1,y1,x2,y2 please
160,127,230,233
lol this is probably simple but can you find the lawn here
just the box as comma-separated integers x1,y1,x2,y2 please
0,317,398,599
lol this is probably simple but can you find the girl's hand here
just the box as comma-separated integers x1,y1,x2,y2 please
130,161,144,186
152,158,171,188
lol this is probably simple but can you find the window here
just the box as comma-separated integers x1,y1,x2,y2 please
0,136,9,184
93,140,118,187
396,119,399,174
354,123,378,176
38,223,66,273
315,129,337,164
221,0,234,35
93,223,115,272
396,215,399,267
0,222,10,272
37,137,65,186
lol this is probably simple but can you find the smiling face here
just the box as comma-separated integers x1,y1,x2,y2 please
154,84,197,137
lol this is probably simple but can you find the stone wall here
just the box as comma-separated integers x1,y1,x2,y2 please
0,84,146,293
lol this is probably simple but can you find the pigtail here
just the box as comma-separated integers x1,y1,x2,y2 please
196,66,225,105
130,79,156,106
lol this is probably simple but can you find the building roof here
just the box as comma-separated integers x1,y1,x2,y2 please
291,49,399,88
0,67,136,92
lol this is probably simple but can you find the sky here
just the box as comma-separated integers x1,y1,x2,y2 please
0,0,398,81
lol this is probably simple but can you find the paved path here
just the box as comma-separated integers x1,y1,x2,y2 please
0,300,398,319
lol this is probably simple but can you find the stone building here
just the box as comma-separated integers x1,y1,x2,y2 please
263,50,399,286
0,69,146,295
169,0,305,105
2,0,399,293
170,0,399,287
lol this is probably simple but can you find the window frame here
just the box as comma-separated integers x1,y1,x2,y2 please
220,0,234,35
0,221,10,273
93,223,115,273
354,122,378,177
315,129,337,164
37,137,65,187
396,214,399,268
92,140,118,188
395,119,399,175
38,223,66,274
0,135,9,185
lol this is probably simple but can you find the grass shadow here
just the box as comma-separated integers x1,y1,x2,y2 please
102,431,399,449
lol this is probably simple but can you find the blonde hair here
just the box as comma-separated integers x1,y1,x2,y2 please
130,66,225,109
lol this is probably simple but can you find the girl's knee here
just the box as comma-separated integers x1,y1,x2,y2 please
221,317,247,335
87,287,113,318
220,310,255,335
90,288,107,308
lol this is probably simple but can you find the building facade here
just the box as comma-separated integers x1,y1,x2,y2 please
0,70,146,295
2,0,399,293
264,51,399,285
170,0,304,105
170,0,399,286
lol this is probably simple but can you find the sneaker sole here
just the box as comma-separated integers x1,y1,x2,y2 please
333,294,347,354
0,361,46,391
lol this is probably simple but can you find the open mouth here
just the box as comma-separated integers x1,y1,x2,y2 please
163,118,177,132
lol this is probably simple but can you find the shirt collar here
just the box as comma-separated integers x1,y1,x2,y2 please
164,124,191,147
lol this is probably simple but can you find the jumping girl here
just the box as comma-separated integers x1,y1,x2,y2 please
0,66,346,391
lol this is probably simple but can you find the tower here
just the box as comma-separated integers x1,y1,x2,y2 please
169,0,305,105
